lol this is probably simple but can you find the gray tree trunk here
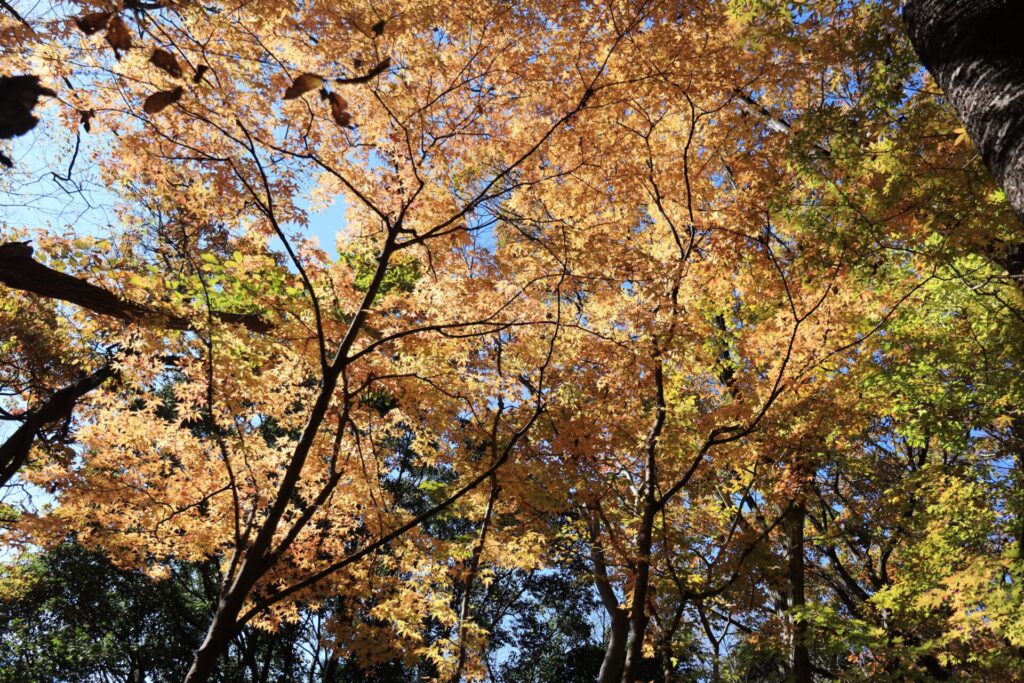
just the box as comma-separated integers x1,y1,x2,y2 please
598,614,630,683
903,0,1024,220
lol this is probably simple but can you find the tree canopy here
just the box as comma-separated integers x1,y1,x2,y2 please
1,0,1022,681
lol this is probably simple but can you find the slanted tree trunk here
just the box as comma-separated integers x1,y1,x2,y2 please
186,586,251,682
903,0,1024,220
904,13,1024,667
452,476,499,683
587,509,630,683
0,363,117,487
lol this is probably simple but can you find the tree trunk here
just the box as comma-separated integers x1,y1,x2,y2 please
786,503,812,683
184,584,251,683
658,637,676,683
599,613,630,683
587,507,631,683
622,358,666,682
621,505,655,683
322,652,340,683
903,0,1024,220
0,363,116,487
452,476,499,683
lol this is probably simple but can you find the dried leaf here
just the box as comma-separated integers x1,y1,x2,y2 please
0,75,56,139
105,15,132,57
143,86,184,114
150,48,182,78
193,64,210,84
74,11,112,35
325,91,351,127
335,58,390,85
283,73,324,100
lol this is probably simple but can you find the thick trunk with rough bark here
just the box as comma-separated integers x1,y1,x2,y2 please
903,0,1024,220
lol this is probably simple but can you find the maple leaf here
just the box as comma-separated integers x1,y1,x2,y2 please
73,10,112,35
104,15,132,58
323,90,351,127
142,87,184,114
283,73,324,99
150,48,183,78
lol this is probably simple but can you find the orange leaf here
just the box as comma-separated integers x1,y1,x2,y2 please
283,73,324,100
326,91,351,127
143,86,184,114
74,11,112,35
105,16,132,57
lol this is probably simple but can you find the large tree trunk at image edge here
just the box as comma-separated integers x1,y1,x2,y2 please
903,0,1024,220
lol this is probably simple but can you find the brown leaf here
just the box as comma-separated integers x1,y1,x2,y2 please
335,58,390,85
74,11,112,35
326,91,351,127
149,48,182,78
192,64,210,84
105,15,132,57
283,73,324,100
0,75,56,139
143,86,183,114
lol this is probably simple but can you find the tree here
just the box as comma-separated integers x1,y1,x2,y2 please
903,0,1024,220
2,0,1023,681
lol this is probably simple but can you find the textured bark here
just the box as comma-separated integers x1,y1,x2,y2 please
0,242,272,333
903,0,1024,220
901,16,1021,681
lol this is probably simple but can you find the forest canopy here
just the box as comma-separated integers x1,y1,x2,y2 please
1,0,1023,681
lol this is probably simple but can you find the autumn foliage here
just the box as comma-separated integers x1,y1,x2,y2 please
1,0,1023,681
